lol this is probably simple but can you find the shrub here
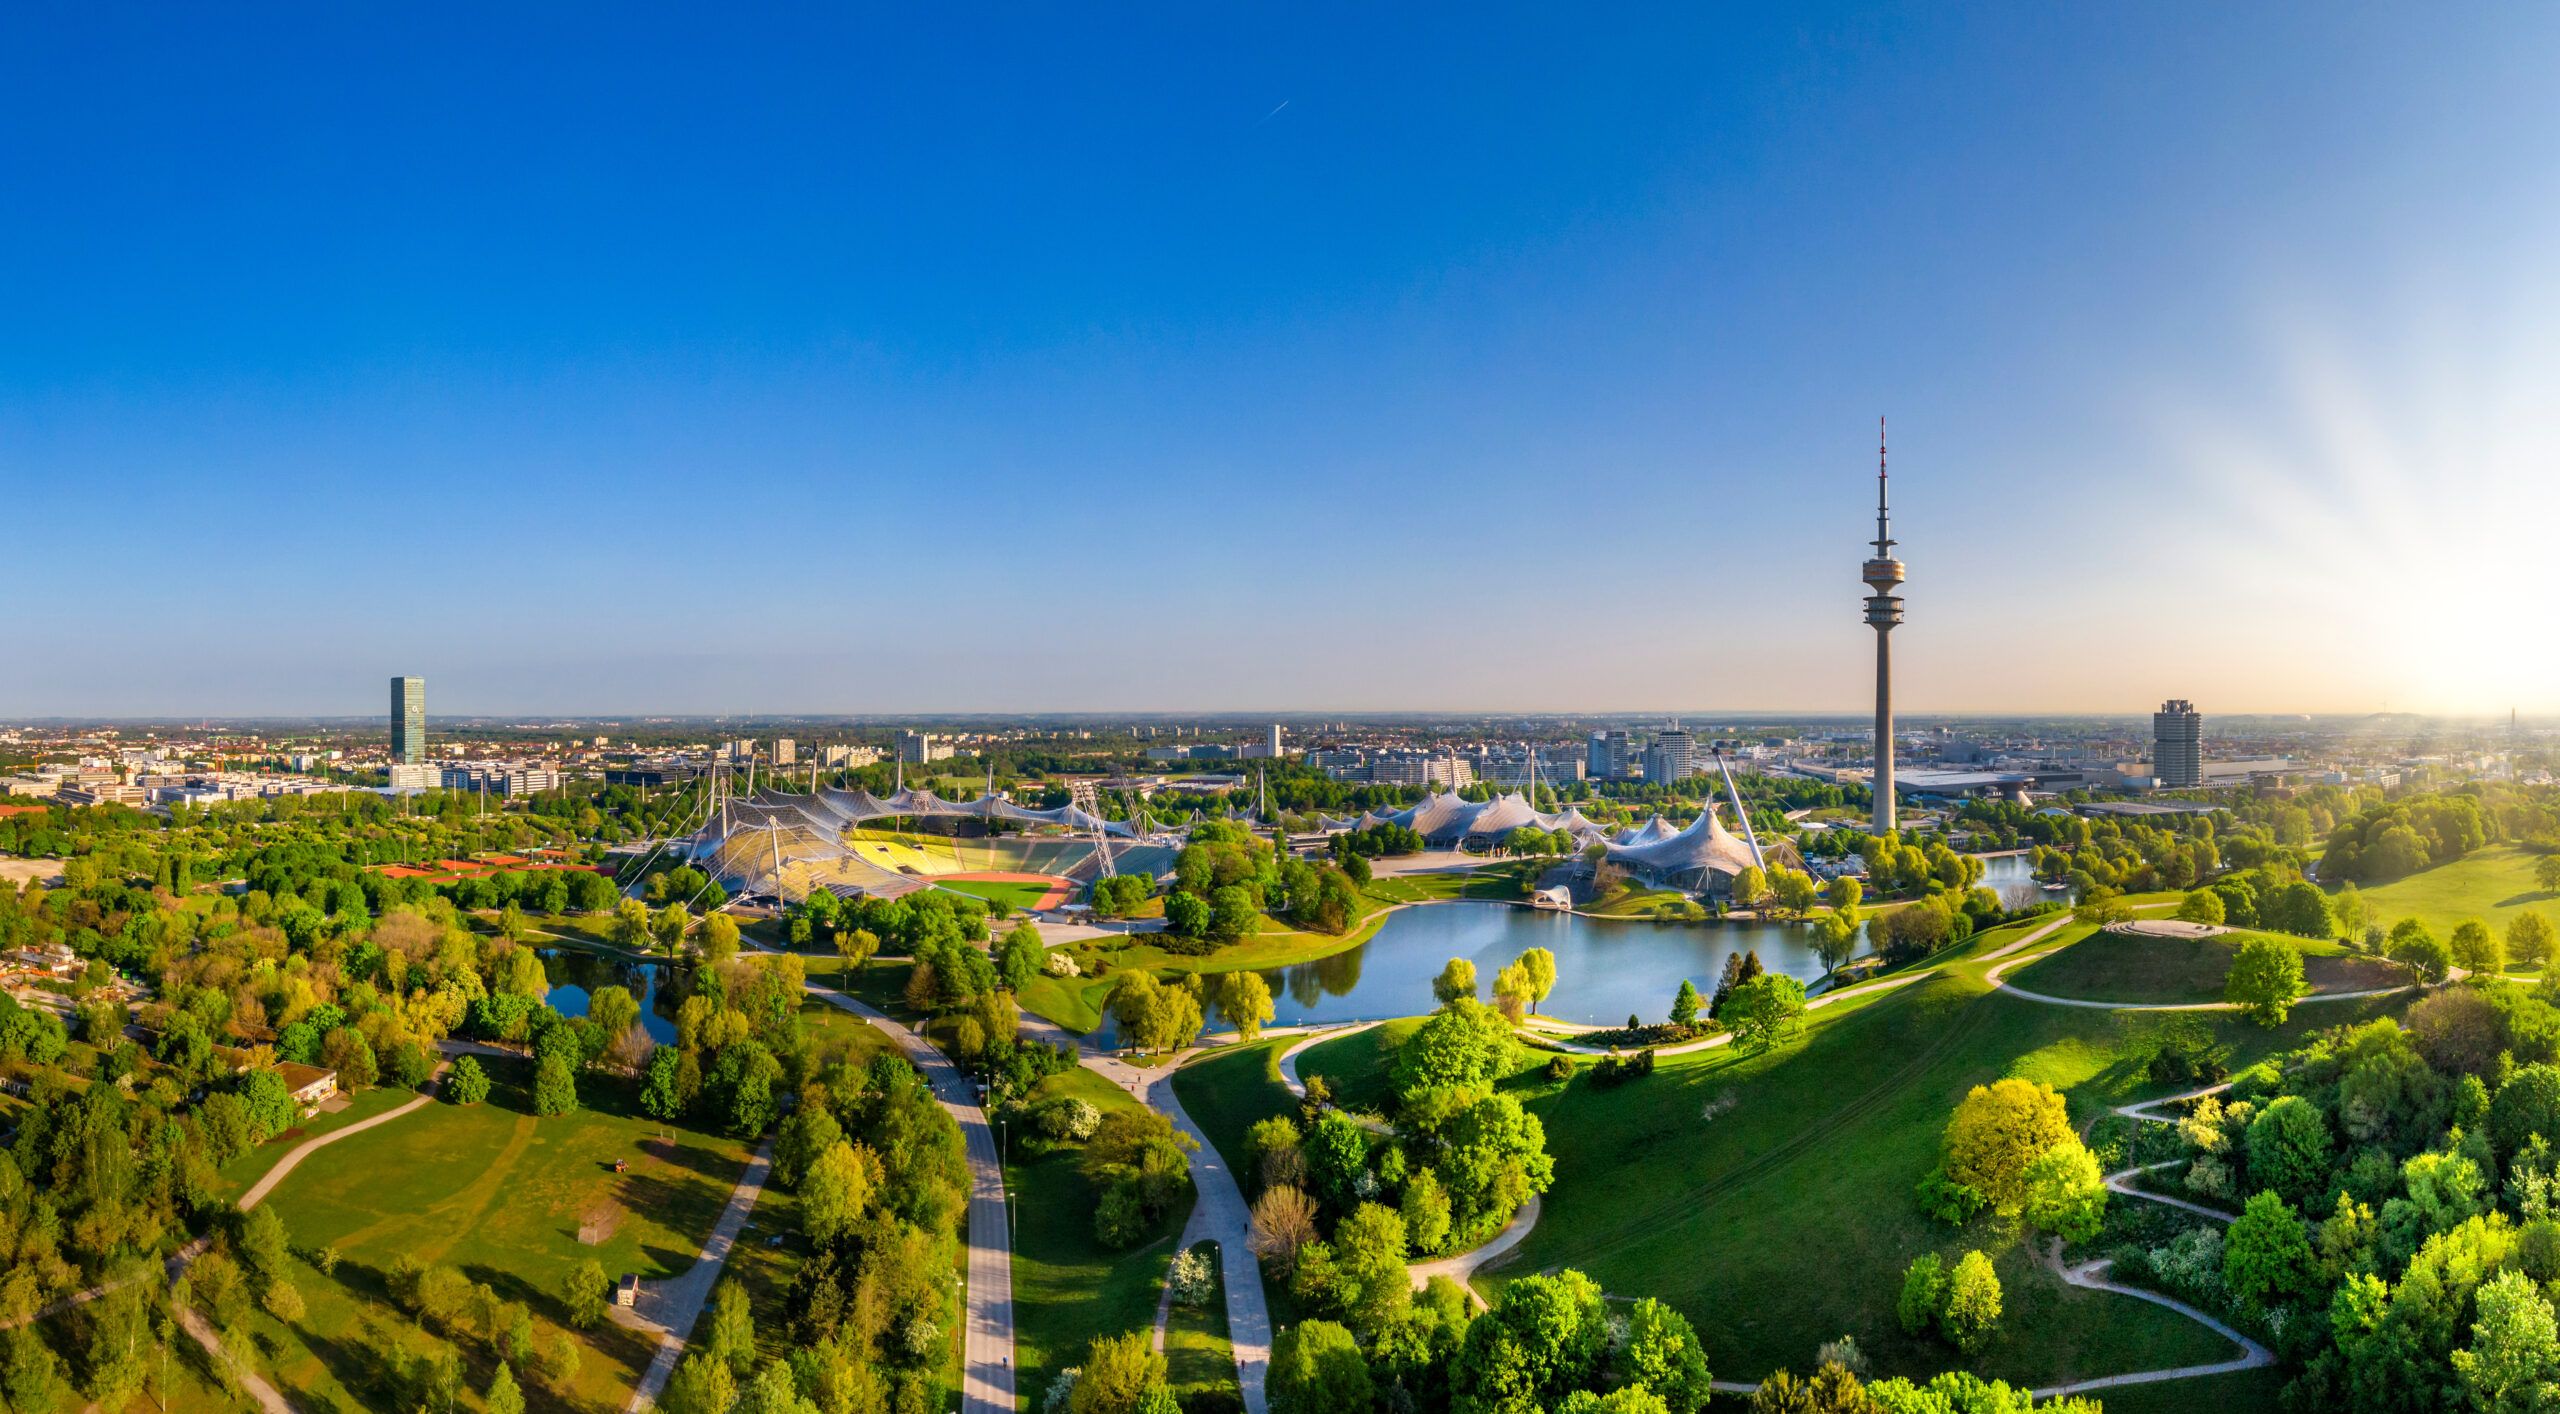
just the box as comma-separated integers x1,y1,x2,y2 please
1939,1251,2002,1353
444,1056,491,1105
1167,1247,1217,1308
1034,1096,1103,1142
1896,1254,1945,1335
1545,1054,1576,1083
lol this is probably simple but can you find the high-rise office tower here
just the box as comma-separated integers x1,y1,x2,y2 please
2154,700,2203,788
1645,728,1694,784
391,677,426,764
1267,723,1284,758
1861,421,1905,835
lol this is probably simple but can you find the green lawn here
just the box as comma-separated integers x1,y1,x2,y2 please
936,879,1055,912
1584,885,1698,918
1506,936,2410,1396
2358,844,2560,944
1291,1021,1417,1117
213,1082,434,1202
1163,1240,1237,1405
1007,1067,1194,1411
230,1061,759,1412
1167,1039,1298,1190
2008,929,2407,1005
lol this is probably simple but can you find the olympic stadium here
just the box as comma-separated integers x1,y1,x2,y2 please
689,767,1800,904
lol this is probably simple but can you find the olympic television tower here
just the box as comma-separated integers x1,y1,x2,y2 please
1861,419,1904,836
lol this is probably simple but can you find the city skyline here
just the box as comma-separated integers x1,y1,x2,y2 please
7,6,2560,717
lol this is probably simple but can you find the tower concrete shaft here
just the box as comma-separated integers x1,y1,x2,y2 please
1861,420,1904,836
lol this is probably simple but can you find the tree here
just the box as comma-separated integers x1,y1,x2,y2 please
2176,889,2226,925
1491,962,1535,1023
1433,958,1479,1005
1448,1270,1607,1414
533,1054,579,1117
998,922,1044,992
1331,1203,1413,1333
695,911,740,965
1516,948,1557,1013
2540,854,2560,896
2020,1140,2107,1243
612,898,652,948
1940,1251,2001,1353
1896,1254,1946,1335
564,1260,611,1330
654,904,690,952
486,1362,526,1414
589,985,641,1044
2223,1190,2316,1311
1723,974,1806,1054
1669,979,1701,1029
1941,1079,2072,1214
2452,1268,2560,1414
1217,971,1275,1041
445,1055,491,1105
1620,1298,1712,1414
801,1140,873,1245
2391,920,2455,983
640,1045,688,1119
663,1352,736,1414
706,1277,755,1379
2453,919,2506,975
1729,866,1768,909
1402,1169,1453,1255
1769,868,1820,920
2511,911,2557,972
2247,1095,2334,1205
2226,935,2308,1025
1393,999,1513,1094
1269,1321,1373,1414
1164,891,1212,938
1209,885,1258,942
1071,1332,1168,1414
2495,1065,2560,1161
1250,1185,1321,1277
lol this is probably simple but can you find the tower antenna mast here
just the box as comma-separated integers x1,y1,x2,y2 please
1861,417,1907,837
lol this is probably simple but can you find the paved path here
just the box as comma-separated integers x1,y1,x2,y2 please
1407,1194,1540,1298
618,1137,775,1412
1085,1050,1270,1414
800,980,1016,1414
1275,1022,1382,1097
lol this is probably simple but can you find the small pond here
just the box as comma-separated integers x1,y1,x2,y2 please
537,950,681,1044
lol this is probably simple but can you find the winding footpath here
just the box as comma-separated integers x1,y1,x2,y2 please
2026,1081,2272,1397
1081,1048,1272,1414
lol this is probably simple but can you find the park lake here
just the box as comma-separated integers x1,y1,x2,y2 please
1106,854,2060,1034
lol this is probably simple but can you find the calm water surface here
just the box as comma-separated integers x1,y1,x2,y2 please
1107,851,2064,1035
538,950,681,1044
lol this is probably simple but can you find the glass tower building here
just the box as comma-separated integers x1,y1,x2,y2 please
391,676,426,764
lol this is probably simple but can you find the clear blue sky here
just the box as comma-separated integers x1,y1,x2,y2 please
8,5,2557,718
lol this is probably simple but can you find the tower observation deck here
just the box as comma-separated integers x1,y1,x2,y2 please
1863,420,1904,836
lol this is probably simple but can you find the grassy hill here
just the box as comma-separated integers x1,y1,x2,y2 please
2008,928,2405,1005
1496,921,2412,1395
2357,843,2560,946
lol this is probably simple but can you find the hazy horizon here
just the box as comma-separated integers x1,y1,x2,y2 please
7,6,2558,718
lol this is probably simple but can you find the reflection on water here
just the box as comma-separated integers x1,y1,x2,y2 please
1096,852,2067,1038
536,949,681,1044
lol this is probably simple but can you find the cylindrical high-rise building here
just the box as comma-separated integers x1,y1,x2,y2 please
1861,422,1904,836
